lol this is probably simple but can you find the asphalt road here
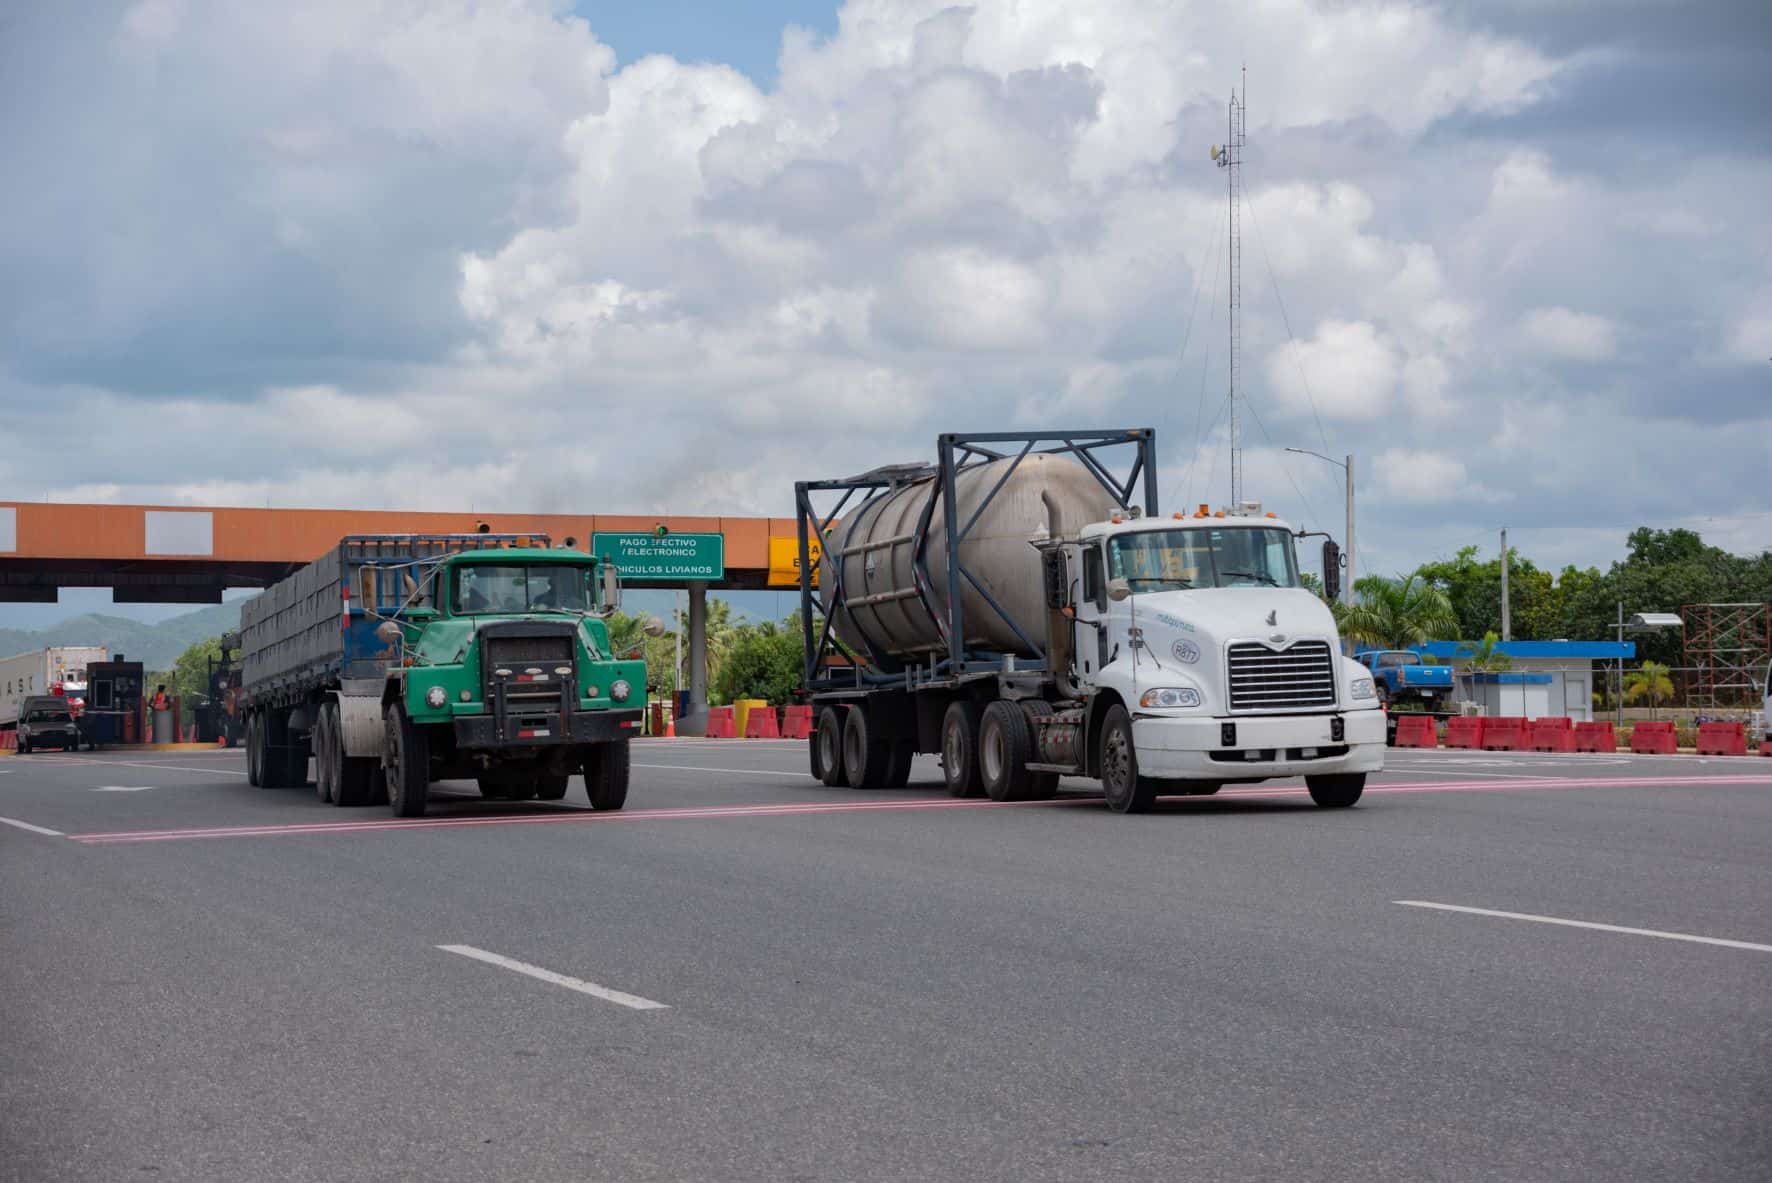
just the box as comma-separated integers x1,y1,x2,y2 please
3,740,1769,1182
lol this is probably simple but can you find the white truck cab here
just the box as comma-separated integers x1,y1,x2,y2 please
1057,502,1383,803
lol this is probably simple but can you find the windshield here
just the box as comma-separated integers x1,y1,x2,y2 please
1107,526,1301,591
26,708,72,723
453,564,594,615
1375,653,1420,667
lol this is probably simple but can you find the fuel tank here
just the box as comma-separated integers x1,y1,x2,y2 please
823,454,1107,661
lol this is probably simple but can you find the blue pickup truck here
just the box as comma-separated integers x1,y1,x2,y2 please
1356,650,1454,707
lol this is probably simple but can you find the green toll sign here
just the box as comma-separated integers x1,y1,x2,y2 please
590,532,725,583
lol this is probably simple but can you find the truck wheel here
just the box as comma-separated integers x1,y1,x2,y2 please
883,741,915,788
384,705,430,818
941,700,984,798
979,700,1038,803
842,705,890,789
815,708,849,788
1306,773,1364,808
1099,704,1155,814
245,715,261,786
283,736,310,789
314,705,338,804
584,741,629,811
534,775,569,801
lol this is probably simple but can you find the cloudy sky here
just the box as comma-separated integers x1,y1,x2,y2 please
2,0,1768,621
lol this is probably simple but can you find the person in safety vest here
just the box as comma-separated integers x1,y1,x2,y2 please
151,685,169,711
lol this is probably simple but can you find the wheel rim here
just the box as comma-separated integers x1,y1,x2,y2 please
943,718,963,773
821,722,839,772
1103,727,1129,796
981,718,1004,783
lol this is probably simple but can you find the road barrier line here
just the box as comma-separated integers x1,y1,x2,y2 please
437,944,669,1010
1395,901,1772,954
0,815,64,837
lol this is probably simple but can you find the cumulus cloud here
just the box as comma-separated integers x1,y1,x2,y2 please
1521,306,1618,361
0,0,1766,583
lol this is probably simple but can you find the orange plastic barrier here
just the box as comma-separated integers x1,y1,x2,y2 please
1529,717,1574,752
705,706,737,739
1572,721,1617,752
1481,717,1528,751
0,731,15,751
743,708,781,739
1445,717,1484,749
1695,721,1747,757
1394,715,1437,748
1760,740,1772,757
1629,720,1677,755
781,705,814,739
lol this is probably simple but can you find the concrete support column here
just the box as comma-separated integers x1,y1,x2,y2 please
681,581,709,736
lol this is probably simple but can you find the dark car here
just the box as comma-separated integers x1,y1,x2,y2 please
17,697,80,753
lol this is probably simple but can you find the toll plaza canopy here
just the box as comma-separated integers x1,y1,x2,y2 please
0,502,815,603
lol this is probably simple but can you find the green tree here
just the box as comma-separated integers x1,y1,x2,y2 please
1623,660,1675,719
1338,573,1460,650
711,621,804,706
605,611,678,699
1455,630,1513,673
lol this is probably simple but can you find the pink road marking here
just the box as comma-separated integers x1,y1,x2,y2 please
64,772,1772,845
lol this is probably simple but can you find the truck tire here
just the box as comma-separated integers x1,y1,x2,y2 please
384,705,430,818
1099,704,1155,814
1306,773,1364,808
809,721,827,782
584,741,629,812
979,699,1038,802
882,740,915,788
282,735,310,789
245,715,262,786
314,705,338,804
534,775,569,802
842,704,890,789
816,707,849,788
941,700,984,798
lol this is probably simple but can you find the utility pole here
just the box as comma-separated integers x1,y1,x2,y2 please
1284,447,1354,603
1500,528,1511,642
1344,453,1355,601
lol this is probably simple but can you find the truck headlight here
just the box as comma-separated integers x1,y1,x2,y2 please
1350,677,1376,701
425,686,449,709
1139,687,1201,709
610,679,631,702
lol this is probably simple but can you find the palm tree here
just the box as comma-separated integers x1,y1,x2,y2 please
1623,660,1675,720
1336,573,1460,650
1455,630,1512,674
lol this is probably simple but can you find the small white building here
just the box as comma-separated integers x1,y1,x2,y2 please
1414,641,1638,722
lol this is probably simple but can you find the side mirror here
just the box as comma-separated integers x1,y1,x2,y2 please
1107,578,1132,603
601,562,621,613
1322,539,1342,601
375,621,403,644
642,615,666,638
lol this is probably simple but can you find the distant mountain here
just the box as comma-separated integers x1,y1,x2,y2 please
0,599,253,671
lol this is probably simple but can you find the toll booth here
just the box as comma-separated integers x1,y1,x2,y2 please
82,658,145,746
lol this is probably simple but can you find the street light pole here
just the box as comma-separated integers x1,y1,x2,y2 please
1285,447,1354,602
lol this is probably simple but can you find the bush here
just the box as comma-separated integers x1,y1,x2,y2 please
711,624,803,706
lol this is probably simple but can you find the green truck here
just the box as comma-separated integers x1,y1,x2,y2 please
239,534,646,817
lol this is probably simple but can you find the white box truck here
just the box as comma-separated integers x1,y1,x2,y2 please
1,646,108,730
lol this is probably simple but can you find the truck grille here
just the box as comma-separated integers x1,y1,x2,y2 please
483,635,574,668
1227,641,1337,712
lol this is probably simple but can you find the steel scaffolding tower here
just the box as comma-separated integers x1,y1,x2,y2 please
1682,602,1772,708
1214,72,1246,506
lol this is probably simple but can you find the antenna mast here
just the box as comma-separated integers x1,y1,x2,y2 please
1214,69,1246,506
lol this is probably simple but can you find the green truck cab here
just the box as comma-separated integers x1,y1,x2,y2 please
240,535,648,817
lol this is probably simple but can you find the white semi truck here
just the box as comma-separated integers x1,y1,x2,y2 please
794,430,1383,812
0,645,106,731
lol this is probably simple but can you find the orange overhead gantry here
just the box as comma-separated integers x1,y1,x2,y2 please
0,502,807,603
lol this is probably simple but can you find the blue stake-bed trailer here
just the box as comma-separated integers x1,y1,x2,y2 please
239,534,645,816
